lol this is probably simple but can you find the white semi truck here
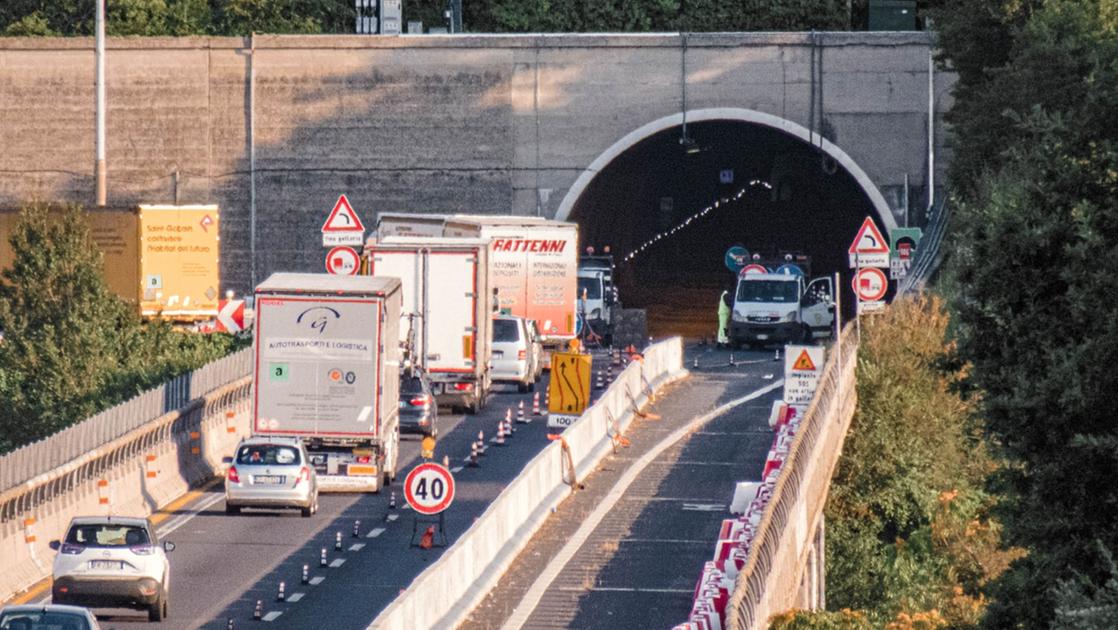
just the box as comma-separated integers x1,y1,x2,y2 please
373,213,579,356
251,273,402,492
364,236,493,413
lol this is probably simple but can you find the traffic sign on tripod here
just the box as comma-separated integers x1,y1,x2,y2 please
403,462,455,515
848,216,890,268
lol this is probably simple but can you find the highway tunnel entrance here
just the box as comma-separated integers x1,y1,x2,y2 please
565,116,888,338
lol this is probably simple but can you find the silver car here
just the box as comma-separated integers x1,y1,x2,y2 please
224,437,318,517
0,604,101,629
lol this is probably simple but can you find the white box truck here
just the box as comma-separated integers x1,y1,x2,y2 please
443,216,578,352
252,273,402,492
364,236,493,413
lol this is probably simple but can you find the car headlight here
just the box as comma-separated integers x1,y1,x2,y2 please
590,308,601,319
783,311,799,323
732,311,746,322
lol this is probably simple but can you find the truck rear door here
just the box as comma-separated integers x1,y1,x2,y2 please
426,250,479,373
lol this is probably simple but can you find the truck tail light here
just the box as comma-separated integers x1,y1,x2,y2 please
60,543,85,555
227,466,240,483
453,383,473,392
294,466,311,486
518,350,526,361
355,456,371,464
409,395,431,408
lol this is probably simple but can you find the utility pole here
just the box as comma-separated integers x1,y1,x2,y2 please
95,0,107,206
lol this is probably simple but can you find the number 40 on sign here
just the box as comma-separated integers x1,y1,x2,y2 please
403,462,455,515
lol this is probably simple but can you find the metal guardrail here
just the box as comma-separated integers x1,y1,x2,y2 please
725,324,859,629
900,197,949,294
0,348,252,499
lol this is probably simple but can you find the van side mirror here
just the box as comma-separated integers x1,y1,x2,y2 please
49,540,61,551
163,541,176,553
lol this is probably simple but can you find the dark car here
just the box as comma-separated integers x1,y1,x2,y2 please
399,370,438,438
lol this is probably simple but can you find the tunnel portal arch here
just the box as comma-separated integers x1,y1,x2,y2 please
554,107,896,233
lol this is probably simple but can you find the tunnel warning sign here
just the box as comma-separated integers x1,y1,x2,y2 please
783,345,825,405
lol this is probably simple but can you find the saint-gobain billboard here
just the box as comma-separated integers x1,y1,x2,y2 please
254,296,380,436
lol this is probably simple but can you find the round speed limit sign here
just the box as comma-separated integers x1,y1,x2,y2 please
403,463,455,515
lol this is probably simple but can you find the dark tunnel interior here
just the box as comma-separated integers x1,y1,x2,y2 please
569,120,884,338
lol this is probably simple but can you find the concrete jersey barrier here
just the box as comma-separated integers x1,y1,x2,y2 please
369,338,686,629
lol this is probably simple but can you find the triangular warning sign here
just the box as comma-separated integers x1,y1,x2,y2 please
792,350,816,371
848,217,890,254
321,194,366,233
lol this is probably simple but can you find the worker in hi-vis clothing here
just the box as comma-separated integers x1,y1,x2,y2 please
717,287,732,348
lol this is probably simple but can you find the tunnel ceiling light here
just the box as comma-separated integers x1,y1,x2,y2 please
679,136,701,155
619,180,773,266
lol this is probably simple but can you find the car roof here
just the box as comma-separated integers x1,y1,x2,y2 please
239,436,303,447
493,314,525,322
67,515,149,527
0,604,93,616
738,272,801,281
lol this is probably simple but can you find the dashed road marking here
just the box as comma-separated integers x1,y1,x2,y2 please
286,592,304,603
329,558,346,568
366,527,386,539
386,514,399,522
681,503,725,512
309,576,325,585
557,586,692,594
348,543,365,551
262,611,282,622
451,466,464,473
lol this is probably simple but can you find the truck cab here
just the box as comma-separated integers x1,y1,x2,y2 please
730,272,834,348
577,255,618,343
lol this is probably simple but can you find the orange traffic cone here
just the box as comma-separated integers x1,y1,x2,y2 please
532,392,541,416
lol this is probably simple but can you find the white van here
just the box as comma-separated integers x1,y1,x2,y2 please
730,273,834,348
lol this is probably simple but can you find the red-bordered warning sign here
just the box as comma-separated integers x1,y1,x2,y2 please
791,349,816,371
739,263,768,276
322,194,365,246
404,463,456,515
848,216,890,268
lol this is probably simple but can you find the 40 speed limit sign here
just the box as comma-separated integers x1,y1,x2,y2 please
403,462,456,515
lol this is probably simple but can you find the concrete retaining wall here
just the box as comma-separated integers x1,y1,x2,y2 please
0,379,252,604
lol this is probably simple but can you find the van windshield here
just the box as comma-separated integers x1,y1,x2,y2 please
493,319,521,342
737,280,799,303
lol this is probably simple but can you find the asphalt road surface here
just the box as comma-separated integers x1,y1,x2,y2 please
463,343,785,629
48,350,621,629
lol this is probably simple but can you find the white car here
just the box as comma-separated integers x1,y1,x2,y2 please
49,516,173,622
491,315,540,392
0,604,101,629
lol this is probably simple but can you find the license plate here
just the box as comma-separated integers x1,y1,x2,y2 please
90,560,122,570
253,475,284,485
347,464,376,476
757,334,769,340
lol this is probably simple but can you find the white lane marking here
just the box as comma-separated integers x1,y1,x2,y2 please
157,492,225,537
366,527,386,539
329,558,346,568
681,503,726,512
349,543,365,551
309,576,325,585
262,611,283,622
386,514,399,522
501,380,783,630
616,538,710,544
286,592,305,603
451,466,464,473
401,504,412,511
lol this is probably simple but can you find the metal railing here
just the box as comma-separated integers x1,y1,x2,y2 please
900,197,949,294
725,324,859,629
0,348,252,497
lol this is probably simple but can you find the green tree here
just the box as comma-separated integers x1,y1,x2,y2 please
0,203,243,454
798,296,1015,627
935,2,1118,627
